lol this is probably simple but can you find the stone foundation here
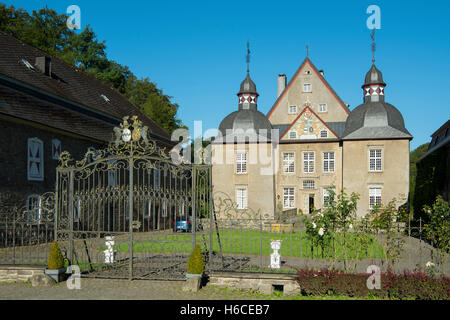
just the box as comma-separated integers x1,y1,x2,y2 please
0,265,46,283
208,272,300,296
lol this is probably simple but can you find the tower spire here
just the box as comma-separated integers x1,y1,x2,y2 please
371,29,376,64
246,41,250,74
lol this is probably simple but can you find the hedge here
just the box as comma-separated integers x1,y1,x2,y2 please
296,268,449,300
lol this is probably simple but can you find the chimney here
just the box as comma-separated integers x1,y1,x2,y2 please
319,69,324,77
277,74,287,98
35,56,52,76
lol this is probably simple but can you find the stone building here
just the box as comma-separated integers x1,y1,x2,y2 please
0,32,172,206
212,56,412,218
413,120,450,221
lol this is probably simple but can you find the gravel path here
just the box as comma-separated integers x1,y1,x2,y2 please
0,278,269,300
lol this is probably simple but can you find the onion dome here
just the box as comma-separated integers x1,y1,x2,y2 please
342,64,412,140
217,72,272,142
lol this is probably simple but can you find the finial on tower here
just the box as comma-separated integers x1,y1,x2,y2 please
371,29,376,64
246,41,250,74
306,44,309,58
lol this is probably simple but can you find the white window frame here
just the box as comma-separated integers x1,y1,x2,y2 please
318,103,327,113
283,187,295,209
369,187,382,209
74,198,81,221
369,149,382,172
289,131,297,139
26,194,41,224
27,137,44,181
236,186,248,210
288,105,297,114
320,130,328,138
282,152,295,173
323,189,331,207
107,160,118,186
323,152,335,173
51,139,61,160
302,180,315,190
154,168,161,189
303,83,312,92
162,199,168,217
303,151,315,173
236,151,247,174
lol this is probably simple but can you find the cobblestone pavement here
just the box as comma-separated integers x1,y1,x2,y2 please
0,278,272,300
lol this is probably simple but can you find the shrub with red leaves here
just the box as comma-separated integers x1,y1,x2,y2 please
296,268,449,300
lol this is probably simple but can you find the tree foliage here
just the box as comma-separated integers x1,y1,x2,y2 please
0,4,183,133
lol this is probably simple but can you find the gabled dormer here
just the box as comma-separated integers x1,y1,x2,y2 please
267,57,350,126
280,106,339,141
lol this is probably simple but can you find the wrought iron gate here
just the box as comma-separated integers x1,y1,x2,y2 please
55,116,212,280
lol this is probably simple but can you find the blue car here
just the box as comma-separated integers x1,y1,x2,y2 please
173,216,192,232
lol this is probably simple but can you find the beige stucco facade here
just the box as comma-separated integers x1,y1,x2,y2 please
212,58,411,219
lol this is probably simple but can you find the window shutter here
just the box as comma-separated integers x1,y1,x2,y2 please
27,138,44,181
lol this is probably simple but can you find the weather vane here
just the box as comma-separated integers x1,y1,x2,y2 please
246,41,250,74
371,29,376,64
306,44,309,58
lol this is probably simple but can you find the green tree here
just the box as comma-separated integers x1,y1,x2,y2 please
423,196,450,274
409,143,430,216
0,4,184,133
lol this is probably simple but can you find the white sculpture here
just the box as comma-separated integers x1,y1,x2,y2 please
104,236,117,263
270,240,282,269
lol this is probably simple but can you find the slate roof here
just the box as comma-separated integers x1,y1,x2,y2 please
420,120,450,160
342,101,412,140
217,109,273,142
0,31,171,143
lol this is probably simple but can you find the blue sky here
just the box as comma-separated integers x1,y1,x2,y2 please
6,0,450,150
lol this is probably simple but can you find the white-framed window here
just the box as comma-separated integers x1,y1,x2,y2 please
283,187,295,208
162,199,168,217
107,160,118,186
236,186,248,209
87,147,98,163
323,189,331,207
236,151,247,174
74,198,81,220
154,168,161,189
303,118,313,134
303,83,312,92
51,139,61,160
303,180,315,190
26,195,41,224
369,187,382,209
288,105,297,114
303,151,315,173
282,152,295,173
323,152,335,173
179,199,185,217
289,131,297,139
320,130,328,138
319,104,327,113
369,149,382,172
27,138,44,181
144,200,151,218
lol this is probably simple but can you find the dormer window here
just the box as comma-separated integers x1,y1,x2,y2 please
20,59,35,71
320,130,328,138
303,83,311,92
100,94,110,103
319,104,327,113
288,105,297,114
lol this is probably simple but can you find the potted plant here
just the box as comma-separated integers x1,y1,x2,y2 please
186,244,205,279
44,241,66,282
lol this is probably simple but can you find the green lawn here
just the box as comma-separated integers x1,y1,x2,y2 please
101,229,385,260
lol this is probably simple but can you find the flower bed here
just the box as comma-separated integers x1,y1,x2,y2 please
296,268,449,300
